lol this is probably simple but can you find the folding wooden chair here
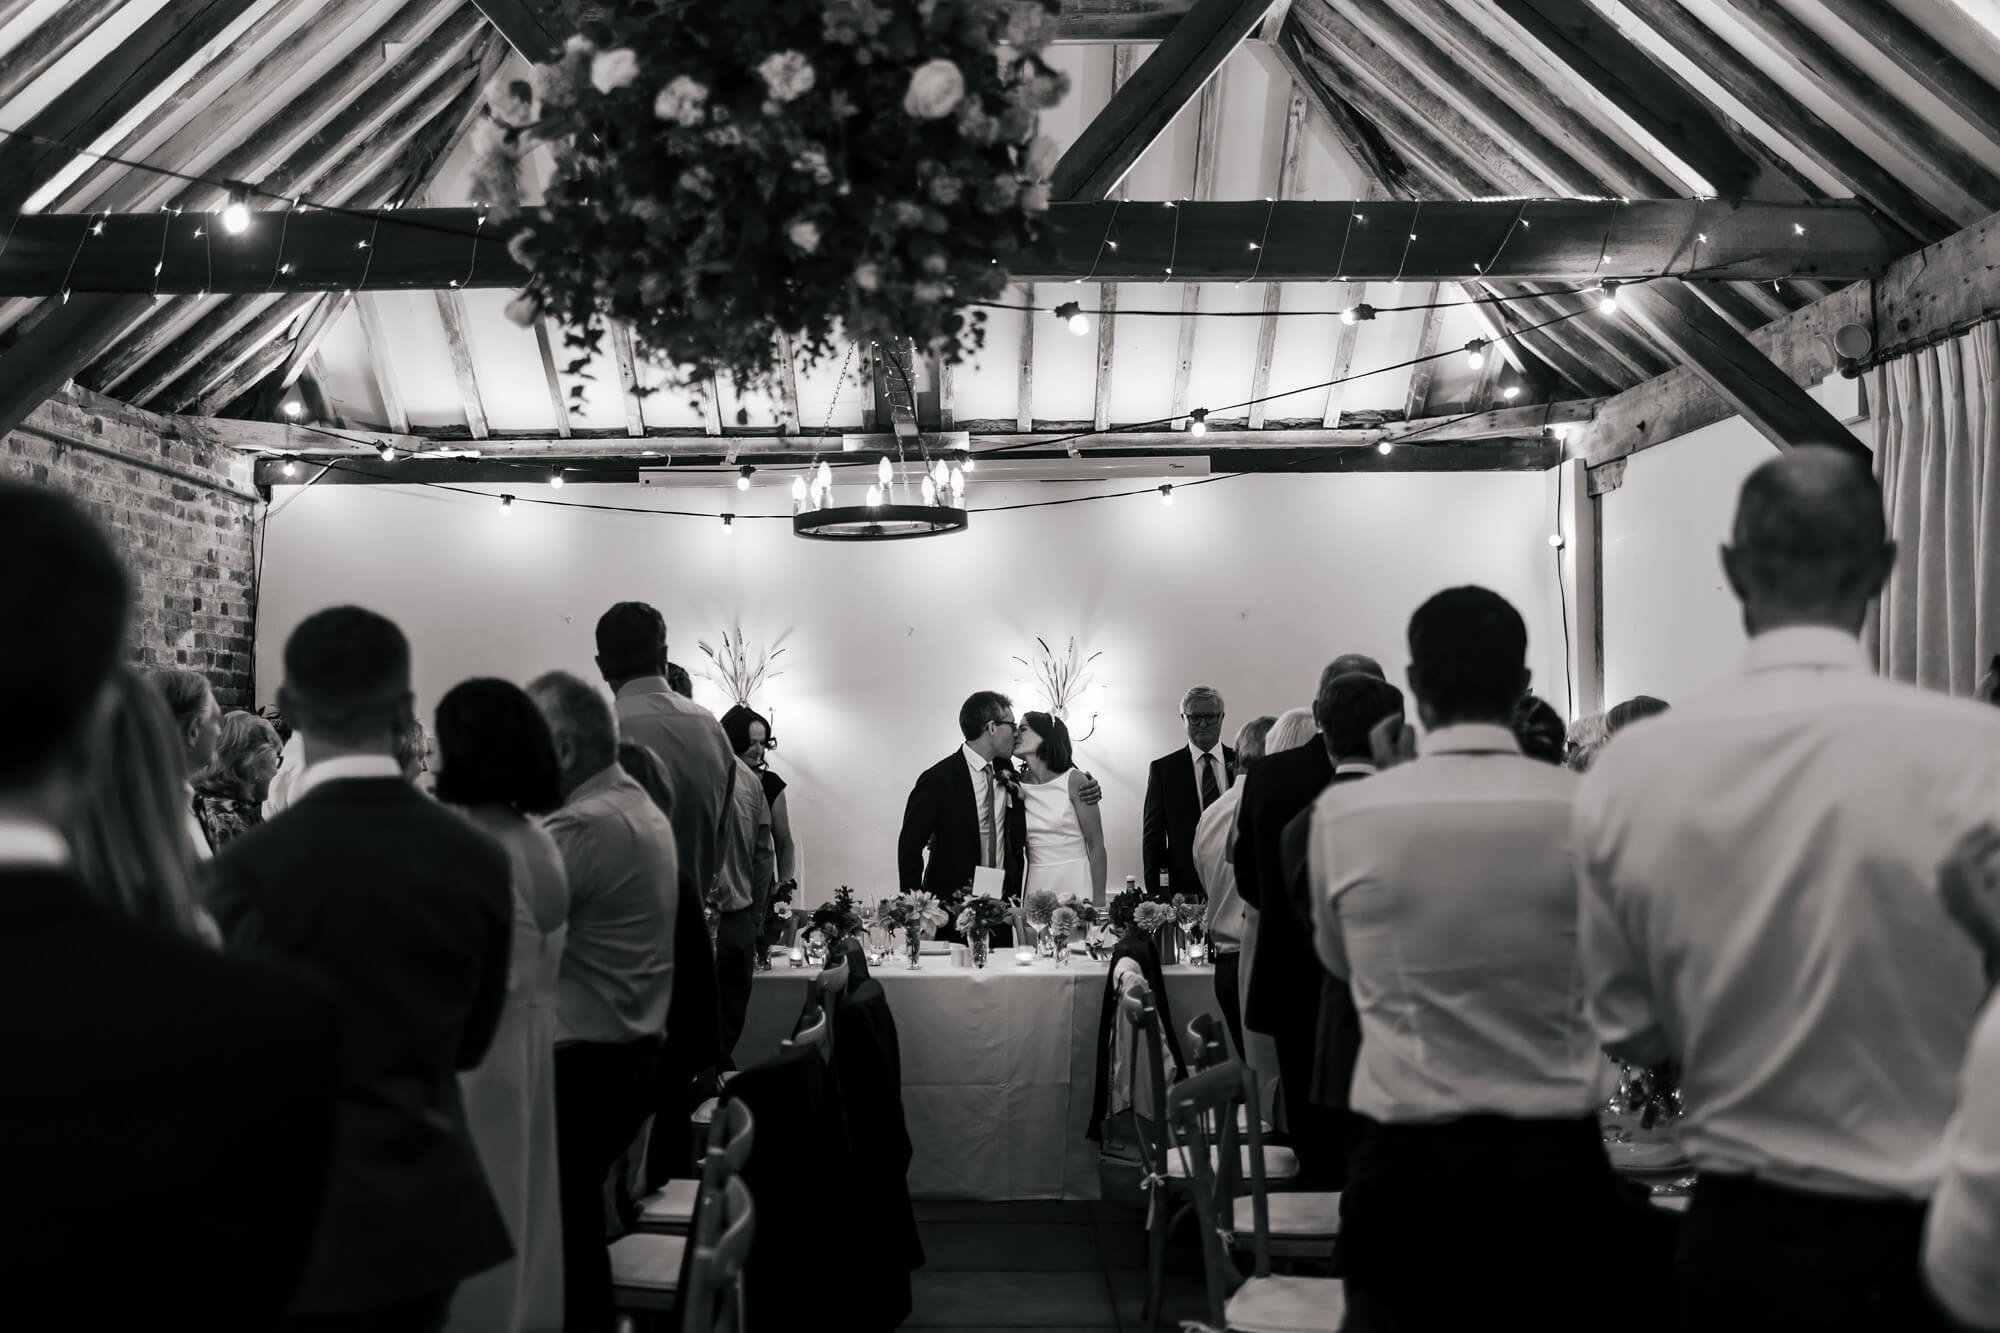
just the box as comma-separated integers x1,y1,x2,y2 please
1168,1061,1345,1332
636,1097,756,1235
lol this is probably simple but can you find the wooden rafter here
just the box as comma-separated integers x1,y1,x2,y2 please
0,0,264,219
1091,43,1134,434
1247,89,1305,431
1402,289,1447,419
435,288,491,438
1171,81,1221,428
1487,0,1773,198
936,356,954,431
1613,0,1947,242
534,320,573,438
607,322,647,437
1016,282,1035,431
186,294,323,415
469,0,565,61
0,0,123,109
773,332,803,435
125,294,294,409
1050,0,1273,201
354,294,411,434
1815,0,2000,153
1056,0,1198,41
1717,0,2000,226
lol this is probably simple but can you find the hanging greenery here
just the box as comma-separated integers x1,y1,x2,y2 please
476,0,1069,403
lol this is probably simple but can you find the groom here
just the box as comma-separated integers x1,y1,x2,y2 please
898,691,1101,945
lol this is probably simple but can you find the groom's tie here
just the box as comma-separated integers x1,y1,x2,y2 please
982,765,998,866
1200,753,1220,810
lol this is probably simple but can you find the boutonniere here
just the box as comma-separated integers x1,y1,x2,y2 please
995,763,1022,800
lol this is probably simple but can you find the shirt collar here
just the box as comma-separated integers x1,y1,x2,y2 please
294,754,403,802
1423,723,1522,756
1188,740,1222,766
1333,760,1379,777
567,763,630,805
962,742,995,774
0,815,69,869
1743,625,1871,676
615,676,674,699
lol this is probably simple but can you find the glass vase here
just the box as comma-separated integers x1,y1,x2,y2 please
1051,931,1070,967
906,930,923,970
971,931,990,969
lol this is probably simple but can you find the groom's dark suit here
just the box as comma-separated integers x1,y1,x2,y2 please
898,749,1027,941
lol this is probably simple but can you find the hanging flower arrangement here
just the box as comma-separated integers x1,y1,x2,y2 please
480,0,1070,402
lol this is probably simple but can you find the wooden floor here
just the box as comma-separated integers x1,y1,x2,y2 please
909,1199,1211,1332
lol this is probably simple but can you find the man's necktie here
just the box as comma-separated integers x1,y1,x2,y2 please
982,765,998,866
1200,753,1220,810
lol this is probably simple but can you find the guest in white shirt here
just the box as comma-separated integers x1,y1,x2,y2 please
145,667,220,862
1310,586,1628,1332
528,669,680,1333
1194,714,1276,1058
1577,450,2000,1331
1927,825,2000,1330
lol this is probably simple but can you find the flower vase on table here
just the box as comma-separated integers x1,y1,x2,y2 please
955,896,1013,969
882,893,947,970
1022,889,1060,958
1049,906,1080,969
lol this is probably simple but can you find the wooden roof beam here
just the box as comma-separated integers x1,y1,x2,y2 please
1091,43,1135,434
468,0,564,61
1049,0,1275,201
1816,0,2000,154
1248,88,1305,430
0,200,1905,296
1057,0,1197,41
1716,0,2000,227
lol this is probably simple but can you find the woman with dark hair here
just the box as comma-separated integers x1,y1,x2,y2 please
1511,695,1568,766
720,703,799,891
432,678,568,1333
1015,711,1105,903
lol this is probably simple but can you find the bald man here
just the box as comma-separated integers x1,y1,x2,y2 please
1577,449,2000,1329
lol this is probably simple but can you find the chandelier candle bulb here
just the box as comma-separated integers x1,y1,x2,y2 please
949,466,965,496
921,476,937,503
791,476,808,505
866,484,882,508
815,461,832,490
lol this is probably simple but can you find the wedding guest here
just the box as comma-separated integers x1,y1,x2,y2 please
618,740,722,1194
596,603,734,911
433,678,570,1333
265,726,307,819
1511,693,1567,765
1236,653,1382,1191
666,660,694,699
529,670,680,1333
208,607,514,1333
1193,714,1276,1057
193,709,281,852
1282,673,1404,1143
1926,825,2000,1330
1577,451,2000,1330
1,480,344,1330
721,703,799,891
1605,693,1669,735
712,748,776,1062
1142,686,1234,898
147,666,221,861
68,668,219,943
1313,588,1621,1329
397,716,431,785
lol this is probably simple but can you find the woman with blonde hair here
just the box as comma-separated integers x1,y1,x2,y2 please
1264,706,1319,757
194,710,281,852
66,667,217,943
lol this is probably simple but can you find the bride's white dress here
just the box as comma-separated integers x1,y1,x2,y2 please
1020,776,1094,901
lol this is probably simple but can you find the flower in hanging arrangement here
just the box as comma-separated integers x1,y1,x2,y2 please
653,75,709,126
590,47,640,94
503,292,539,327
853,262,881,292
787,219,822,254
757,50,817,103
904,58,967,120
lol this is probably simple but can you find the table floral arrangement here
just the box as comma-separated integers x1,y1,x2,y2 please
1048,905,1080,967
881,892,948,969
1022,888,1061,955
478,0,1070,401
954,896,1014,968
1169,893,1207,964
802,885,863,964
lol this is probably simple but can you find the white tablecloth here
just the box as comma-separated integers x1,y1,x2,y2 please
738,957,1228,1201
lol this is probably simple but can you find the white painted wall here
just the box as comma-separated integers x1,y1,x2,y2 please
1599,381,1873,708
257,470,1561,906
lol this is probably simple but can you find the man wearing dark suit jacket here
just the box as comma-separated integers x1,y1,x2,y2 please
1142,686,1236,898
0,481,345,1331
1279,673,1406,1180
1236,654,1382,1190
898,691,1030,944
209,606,514,1333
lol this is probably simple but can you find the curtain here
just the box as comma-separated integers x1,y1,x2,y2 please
1868,320,2000,696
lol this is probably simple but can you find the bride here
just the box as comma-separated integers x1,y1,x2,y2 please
1015,712,1107,902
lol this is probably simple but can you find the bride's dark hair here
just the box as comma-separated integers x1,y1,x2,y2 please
1020,711,1074,773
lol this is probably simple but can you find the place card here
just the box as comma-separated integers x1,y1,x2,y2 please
971,865,1006,898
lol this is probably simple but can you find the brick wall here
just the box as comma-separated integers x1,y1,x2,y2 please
1,383,261,707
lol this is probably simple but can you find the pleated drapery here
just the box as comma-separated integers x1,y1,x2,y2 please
1868,321,2000,697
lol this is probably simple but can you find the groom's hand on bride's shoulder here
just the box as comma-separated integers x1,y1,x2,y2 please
1076,771,1103,805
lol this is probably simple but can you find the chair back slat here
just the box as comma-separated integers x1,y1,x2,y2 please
816,959,850,1004
682,1174,756,1333
1118,980,1171,1176
785,1005,831,1061
1167,1059,1272,1283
